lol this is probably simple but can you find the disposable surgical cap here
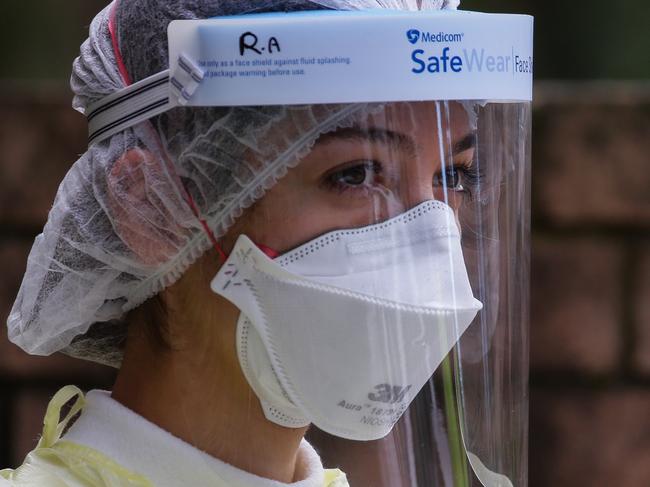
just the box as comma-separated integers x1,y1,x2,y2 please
8,0,460,367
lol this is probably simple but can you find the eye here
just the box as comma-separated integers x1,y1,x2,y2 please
434,165,463,192
323,160,382,191
433,162,480,195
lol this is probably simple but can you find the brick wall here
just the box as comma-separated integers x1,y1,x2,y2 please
0,82,648,485
529,82,650,486
0,85,116,467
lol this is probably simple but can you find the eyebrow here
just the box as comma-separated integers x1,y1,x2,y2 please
452,132,477,154
317,126,417,157
317,126,476,156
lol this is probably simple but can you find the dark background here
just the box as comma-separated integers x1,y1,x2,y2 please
2,0,649,81
1,1,649,486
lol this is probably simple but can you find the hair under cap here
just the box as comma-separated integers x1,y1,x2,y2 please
7,0,460,368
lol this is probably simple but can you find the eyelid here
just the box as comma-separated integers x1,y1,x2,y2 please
437,160,482,196
320,159,384,193
321,159,382,180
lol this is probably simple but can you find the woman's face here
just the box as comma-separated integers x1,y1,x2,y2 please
225,101,476,254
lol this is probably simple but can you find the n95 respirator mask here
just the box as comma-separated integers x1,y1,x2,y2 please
211,200,482,441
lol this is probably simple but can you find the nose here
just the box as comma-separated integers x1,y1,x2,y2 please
402,171,437,210
374,168,435,222
394,153,463,219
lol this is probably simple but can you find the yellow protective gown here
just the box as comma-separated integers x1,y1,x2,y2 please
1,387,349,487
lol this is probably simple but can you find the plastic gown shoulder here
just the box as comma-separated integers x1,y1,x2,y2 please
1,457,348,487
2,460,347,487
0,387,350,486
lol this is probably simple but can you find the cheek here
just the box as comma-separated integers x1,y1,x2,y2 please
224,184,315,253
254,201,411,253
432,187,464,209
246,203,338,253
231,186,389,254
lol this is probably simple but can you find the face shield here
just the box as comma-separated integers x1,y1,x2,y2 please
207,97,531,486
301,100,531,487
10,7,532,487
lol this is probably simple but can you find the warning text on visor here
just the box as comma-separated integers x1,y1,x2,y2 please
166,13,534,105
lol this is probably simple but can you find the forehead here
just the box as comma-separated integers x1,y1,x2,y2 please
315,101,474,152
362,101,471,131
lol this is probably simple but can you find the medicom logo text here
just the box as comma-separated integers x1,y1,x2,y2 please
406,29,465,45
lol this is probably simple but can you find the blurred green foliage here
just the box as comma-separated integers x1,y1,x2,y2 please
0,0,106,81
462,0,650,79
1,0,648,81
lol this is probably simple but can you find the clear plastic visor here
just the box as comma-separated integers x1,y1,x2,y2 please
209,99,531,487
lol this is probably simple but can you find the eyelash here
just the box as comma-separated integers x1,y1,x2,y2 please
322,159,482,197
321,160,383,193
434,162,482,197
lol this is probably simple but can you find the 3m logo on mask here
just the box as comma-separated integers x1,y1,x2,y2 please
368,384,412,404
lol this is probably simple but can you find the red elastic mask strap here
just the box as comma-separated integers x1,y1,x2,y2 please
108,1,133,86
256,243,280,259
183,192,279,262
184,192,229,263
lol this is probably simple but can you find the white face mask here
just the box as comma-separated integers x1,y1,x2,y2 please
211,200,482,441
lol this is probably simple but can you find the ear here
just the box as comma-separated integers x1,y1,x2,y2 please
107,148,184,266
111,147,151,176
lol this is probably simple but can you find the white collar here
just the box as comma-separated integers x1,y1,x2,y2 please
63,390,325,487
